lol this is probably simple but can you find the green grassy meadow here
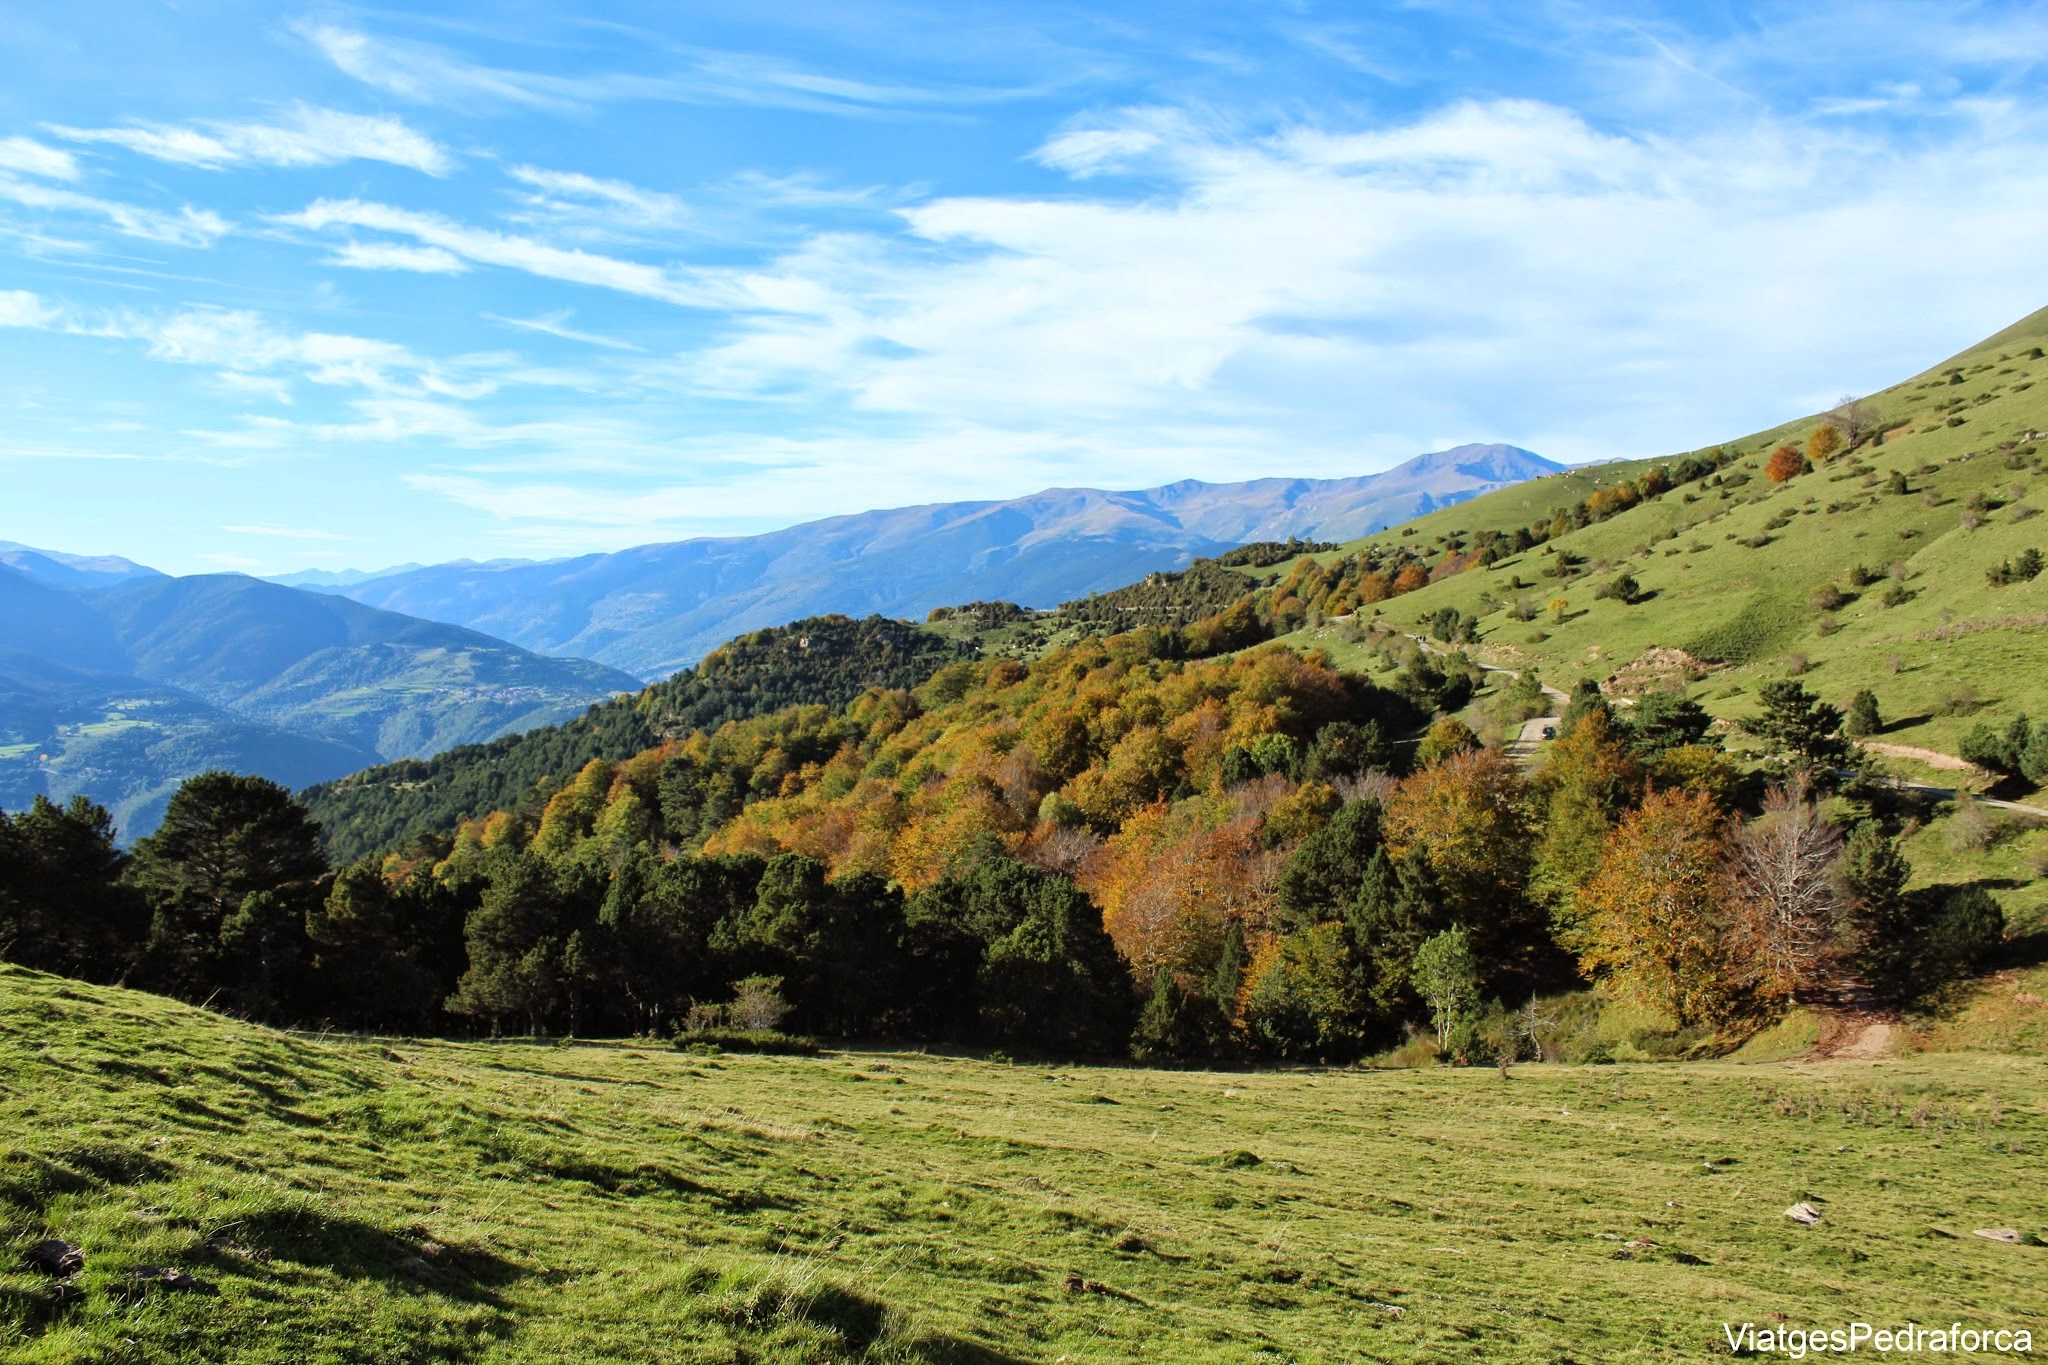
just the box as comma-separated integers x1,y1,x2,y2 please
3,966,2045,1363
1271,308,2048,790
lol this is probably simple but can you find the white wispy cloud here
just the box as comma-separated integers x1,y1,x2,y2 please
46,305,505,403
48,105,453,175
326,240,469,273
0,136,78,181
0,173,227,246
276,198,740,307
302,21,1061,116
507,166,688,230
485,310,642,352
652,94,2048,470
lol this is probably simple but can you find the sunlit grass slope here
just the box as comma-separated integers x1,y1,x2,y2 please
1285,306,2048,772
3,966,2045,1363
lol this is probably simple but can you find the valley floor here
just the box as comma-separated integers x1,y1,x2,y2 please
2,966,2044,1363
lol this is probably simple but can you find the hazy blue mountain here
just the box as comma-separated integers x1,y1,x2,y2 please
345,444,1561,678
0,541,164,592
0,565,640,837
265,563,427,589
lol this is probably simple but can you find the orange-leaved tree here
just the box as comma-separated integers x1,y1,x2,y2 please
1575,787,1735,1026
1765,444,1806,483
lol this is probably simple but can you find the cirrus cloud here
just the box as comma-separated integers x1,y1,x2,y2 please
47,105,453,175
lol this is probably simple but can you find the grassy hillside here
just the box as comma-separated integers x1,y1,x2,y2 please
1284,306,2048,782
3,964,2044,1364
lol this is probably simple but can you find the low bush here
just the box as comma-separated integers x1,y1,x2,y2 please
675,1029,821,1055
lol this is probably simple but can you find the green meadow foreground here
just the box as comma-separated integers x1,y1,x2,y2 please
2,967,2043,1363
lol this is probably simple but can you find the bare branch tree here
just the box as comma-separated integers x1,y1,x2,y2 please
1827,394,1879,447
1722,777,1847,1001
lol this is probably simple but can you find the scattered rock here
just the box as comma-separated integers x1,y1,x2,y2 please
200,1233,269,1264
1785,1203,1824,1226
1061,1273,1126,1299
1973,1229,2024,1244
127,1265,204,1293
24,1239,83,1276
1367,1301,1405,1316
1624,1239,1659,1249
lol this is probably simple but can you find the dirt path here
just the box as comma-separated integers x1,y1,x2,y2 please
1862,741,1979,772
1505,715,1557,764
1830,1022,1894,1060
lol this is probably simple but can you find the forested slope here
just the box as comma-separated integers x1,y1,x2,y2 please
303,614,976,863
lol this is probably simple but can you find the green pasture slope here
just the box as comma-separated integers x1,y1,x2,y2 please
3,965,2045,1363
1285,305,2048,776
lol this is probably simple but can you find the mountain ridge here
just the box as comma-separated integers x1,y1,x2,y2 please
0,568,641,838
339,443,1562,677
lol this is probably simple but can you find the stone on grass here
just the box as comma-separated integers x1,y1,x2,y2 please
26,1239,84,1276
1785,1203,1823,1226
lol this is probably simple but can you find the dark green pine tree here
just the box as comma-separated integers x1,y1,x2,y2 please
1742,681,1850,769
127,772,327,1014
0,795,148,981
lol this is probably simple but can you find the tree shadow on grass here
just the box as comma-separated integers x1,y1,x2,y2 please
229,1207,525,1306
0,1144,176,1214
711,1270,1030,1364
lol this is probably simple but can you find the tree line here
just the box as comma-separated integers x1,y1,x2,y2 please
0,636,2006,1063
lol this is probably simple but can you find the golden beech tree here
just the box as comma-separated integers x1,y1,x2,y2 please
1805,423,1843,464
1384,748,1531,925
1529,708,1643,933
1575,787,1735,1026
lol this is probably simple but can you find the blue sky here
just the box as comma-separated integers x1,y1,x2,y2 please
3,1,2046,576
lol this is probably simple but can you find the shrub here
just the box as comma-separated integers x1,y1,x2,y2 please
1880,583,1912,608
1844,689,1882,738
1986,547,2044,586
1938,684,1982,718
1958,714,2043,778
1809,583,1848,611
674,1029,820,1055
1781,653,1810,676
1923,886,2006,980
1814,614,1840,637
1943,797,2005,854
1595,571,1641,604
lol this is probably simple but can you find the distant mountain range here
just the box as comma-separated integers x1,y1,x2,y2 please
0,566,639,837
334,444,1562,678
2,443,1559,832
